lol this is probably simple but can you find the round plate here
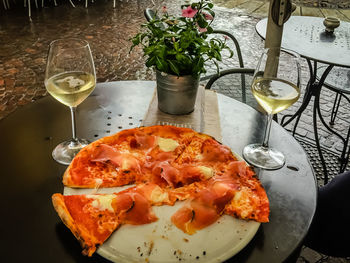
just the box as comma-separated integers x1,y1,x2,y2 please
64,186,260,263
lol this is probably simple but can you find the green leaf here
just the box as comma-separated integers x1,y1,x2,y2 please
197,15,208,28
145,56,156,67
156,56,168,72
168,60,180,75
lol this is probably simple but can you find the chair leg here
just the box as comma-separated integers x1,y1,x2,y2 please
24,0,26,7
53,0,57,6
28,0,31,18
113,0,116,8
3,0,7,9
34,0,38,8
85,0,87,8
69,0,75,7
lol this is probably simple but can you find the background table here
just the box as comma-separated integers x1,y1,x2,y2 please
256,16,350,183
0,81,317,263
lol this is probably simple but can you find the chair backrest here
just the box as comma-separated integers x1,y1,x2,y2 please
144,8,165,30
205,67,256,108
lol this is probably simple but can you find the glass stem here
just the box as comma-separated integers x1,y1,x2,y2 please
262,114,273,148
70,106,78,143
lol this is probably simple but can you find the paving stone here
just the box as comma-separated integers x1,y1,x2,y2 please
302,246,324,263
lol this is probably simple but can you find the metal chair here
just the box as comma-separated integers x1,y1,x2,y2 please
2,0,9,10
204,68,255,108
315,66,350,174
144,8,248,103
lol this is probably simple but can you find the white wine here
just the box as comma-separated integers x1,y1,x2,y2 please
45,71,95,107
251,77,300,115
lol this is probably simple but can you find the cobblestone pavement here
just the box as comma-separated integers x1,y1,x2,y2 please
1,0,350,263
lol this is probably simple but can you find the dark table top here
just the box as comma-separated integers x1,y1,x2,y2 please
256,16,350,68
0,81,317,263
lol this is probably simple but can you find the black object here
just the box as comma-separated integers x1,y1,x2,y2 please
304,170,350,257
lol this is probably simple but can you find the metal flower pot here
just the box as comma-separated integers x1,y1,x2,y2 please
156,70,199,115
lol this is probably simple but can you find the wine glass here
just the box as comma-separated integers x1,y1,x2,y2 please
45,38,96,165
243,47,301,170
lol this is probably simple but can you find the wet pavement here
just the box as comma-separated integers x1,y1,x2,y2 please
1,0,350,262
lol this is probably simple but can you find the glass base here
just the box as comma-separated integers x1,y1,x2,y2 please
52,138,90,165
243,143,285,170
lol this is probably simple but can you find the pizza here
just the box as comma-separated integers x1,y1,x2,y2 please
52,125,269,257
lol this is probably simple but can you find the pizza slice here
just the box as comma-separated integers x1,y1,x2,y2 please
223,161,270,223
52,191,158,256
52,193,120,256
175,133,237,165
62,126,196,188
171,161,269,234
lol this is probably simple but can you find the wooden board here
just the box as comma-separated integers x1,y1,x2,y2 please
254,2,270,17
320,8,339,18
237,0,266,14
219,0,251,9
300,6,324,17
292,5,302,16
339,9,350,21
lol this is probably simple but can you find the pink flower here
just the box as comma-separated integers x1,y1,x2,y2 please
162,6,167,13
182,6,198,18
198,27,207,33
203,13,214,20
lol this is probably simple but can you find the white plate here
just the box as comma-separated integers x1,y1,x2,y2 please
64,186,260,263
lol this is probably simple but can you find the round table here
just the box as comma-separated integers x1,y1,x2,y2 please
256,16,350,183
0,81,317,263
256,16,350,67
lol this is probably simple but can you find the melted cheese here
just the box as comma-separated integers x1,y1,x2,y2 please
95,178,103,187
150,186,169,203
86,195,115,212
198,166,214,179
121,159,130,170
232,189,253,218
233,191,242,201
195,153,203,160
157,137,179,152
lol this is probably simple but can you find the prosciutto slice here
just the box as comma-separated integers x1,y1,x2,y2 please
171,173,239,234
91,144,141,173
112,192,158,225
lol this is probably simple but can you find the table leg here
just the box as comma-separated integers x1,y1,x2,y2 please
282,60,337,184
329,92,341,126
312,87,328,183
310,65,339,184
333,93,350,173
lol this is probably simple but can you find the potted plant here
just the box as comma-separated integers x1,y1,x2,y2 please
130,0,233,114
